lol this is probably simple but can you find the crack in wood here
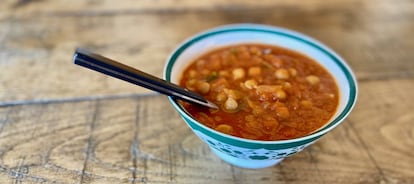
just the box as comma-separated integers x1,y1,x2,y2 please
0,164,50,183
131,99,151,183
44,163,124,183
344,121,388,183
276,163,288,183
141,157,148,183
306,149,327,184
0,108,11,135
138,100,148,182
168,145,176,183
79,101,100,184
230,166,238,184
131,103,140,184
0,93,157,108
13,157,26,184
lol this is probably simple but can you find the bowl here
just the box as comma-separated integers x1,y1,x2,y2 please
164,24,357,169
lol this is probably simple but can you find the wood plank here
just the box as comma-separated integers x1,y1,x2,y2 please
1,0,362,17
1,82,412,183
1,0,414,103
347,79,414,182
0,101,96,183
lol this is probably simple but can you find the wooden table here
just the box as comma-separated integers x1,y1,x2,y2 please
1,0,413,183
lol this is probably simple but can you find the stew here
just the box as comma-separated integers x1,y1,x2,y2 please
179,44,339,141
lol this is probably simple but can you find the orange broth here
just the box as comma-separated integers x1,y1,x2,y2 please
179,44,339,141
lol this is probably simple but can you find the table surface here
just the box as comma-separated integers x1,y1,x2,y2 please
1,0,414,183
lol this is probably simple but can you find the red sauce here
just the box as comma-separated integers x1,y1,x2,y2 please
179,44,339,141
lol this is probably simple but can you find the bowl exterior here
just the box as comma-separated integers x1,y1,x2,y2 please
164,24,358,168
180,114,322,169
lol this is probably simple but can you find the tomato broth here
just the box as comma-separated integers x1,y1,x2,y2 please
179,44,339,141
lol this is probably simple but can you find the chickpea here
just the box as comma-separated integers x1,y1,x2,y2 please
236,46,248,53
271,57,283,68
224,89,242,100
251,56,264,64
196,59,206,68
248,66,261,77
327,93,335,98
275,68,290,80
274,89,287,100
270,101,285,110
244,79,258,89
301,100,313,108
306,75,320,85
196,81,210,94
185,79,196,90
224,97,238,111
283,82,292,89
215,124,234,134
188,70,197,78
256,85,282,93
219,70,230,77
276,106,290,119
263,119,279,130
232,68,246,80
289,68,297,77
249,46,262,56
216,92,227,102
210,78,228,92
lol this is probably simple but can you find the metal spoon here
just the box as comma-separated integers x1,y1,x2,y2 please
73,48,218,109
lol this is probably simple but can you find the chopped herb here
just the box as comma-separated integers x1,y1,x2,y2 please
260,61,275,70
206,71,218,82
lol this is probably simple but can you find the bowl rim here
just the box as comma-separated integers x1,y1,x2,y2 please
164,23,358,145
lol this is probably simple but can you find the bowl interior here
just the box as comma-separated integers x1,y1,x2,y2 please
165,24,357,142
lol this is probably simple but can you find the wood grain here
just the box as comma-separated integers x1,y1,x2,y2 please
1,0,414,103
1,0,414,183
348,79,414,182
0,86,413,183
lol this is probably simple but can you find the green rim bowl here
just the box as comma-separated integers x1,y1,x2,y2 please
164,24,358,169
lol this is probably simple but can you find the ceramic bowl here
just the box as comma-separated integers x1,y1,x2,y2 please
164,24,357,169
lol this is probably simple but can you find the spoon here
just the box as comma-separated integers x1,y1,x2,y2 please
73,48,218,109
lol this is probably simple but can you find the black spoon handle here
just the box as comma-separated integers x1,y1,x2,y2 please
73,48,218,109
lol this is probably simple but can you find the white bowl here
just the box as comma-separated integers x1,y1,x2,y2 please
164,24,358,169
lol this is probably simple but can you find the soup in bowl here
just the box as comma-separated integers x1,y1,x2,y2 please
164,24,357,169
